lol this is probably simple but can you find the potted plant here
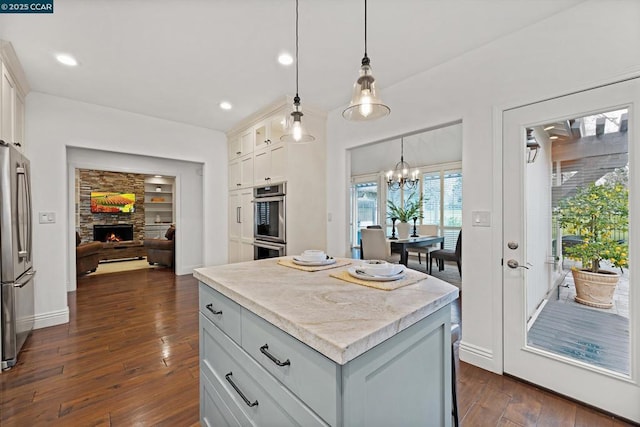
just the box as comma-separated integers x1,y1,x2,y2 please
556,182,628,308
387,193,423,239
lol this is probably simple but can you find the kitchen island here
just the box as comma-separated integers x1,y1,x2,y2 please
194,257,459,427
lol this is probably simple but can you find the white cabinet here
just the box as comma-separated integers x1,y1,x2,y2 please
228,153,253,190
228,129,254,162
254,143,286,185
1,64,16,146
228,189,253,263
144,176,174,226
254,113,287,151
228,136,241,161
0,41,29,154
14,93,24,149
226,97,327,259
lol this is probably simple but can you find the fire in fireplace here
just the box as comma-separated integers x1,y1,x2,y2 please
94,224,134,242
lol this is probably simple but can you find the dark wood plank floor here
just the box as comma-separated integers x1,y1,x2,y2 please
0,268,635,426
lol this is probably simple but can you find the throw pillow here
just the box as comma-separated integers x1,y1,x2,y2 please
165,225,176,240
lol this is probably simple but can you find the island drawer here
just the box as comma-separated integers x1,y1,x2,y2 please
201,370,250,426
199,284,241,344
200,313,329,427
241,309,339,426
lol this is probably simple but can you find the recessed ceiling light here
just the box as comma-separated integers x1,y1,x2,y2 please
55,54,78,66
544,125,555,131
219,101,232,110
278,53,293,66
549,136,559,140
154,175,163,178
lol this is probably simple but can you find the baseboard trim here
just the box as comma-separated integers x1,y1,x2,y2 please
33,307,69,329
459,340,501,374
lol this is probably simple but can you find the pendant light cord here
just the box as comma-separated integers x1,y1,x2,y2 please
295,0,300,99
364,0,367,58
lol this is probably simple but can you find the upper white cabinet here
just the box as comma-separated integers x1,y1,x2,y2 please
0,40,29,154
254,114,287,151
228,129,255,161
254,143,286,185
228,152,254,189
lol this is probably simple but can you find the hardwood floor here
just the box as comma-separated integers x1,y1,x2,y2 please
0,268,635,426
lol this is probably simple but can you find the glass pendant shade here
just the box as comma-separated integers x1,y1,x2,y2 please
343,58,390,121
281,98,315,143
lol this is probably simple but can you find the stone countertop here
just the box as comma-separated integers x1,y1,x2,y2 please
194,257,459,365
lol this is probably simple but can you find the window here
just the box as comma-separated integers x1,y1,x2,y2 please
351,163,462,250
385,165,462,249
351,179,379,248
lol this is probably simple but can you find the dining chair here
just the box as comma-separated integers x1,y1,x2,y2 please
360,228,402,263
430,230,462,276
410,224,439,265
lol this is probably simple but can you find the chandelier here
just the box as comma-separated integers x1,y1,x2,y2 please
387,137,419,191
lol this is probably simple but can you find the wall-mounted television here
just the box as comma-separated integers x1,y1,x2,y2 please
90,192,136,213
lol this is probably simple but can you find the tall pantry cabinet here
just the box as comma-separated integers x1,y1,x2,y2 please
227,98,327,263
0,40,29,155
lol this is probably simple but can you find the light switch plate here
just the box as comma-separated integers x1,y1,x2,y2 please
39,211,56,224
472,211,490,227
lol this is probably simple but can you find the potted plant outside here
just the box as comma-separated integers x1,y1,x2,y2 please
556,182,628,308
387,194,423,239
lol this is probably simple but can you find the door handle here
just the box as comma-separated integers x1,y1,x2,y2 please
237,206,241,223
507,259,529,269
13,270,36,288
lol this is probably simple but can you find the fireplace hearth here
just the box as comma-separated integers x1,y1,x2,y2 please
93,224,134,242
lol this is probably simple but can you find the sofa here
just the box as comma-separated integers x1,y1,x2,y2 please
76,232,103,275
144,225,175,268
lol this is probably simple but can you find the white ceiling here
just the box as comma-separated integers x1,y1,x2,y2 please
0,0,583,132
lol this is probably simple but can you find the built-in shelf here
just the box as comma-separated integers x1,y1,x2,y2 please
144,176,175,226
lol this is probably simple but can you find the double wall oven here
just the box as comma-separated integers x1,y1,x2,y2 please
253,183,286,259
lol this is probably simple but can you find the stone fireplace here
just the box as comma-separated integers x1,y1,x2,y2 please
93,224,134,242
76,169,145,242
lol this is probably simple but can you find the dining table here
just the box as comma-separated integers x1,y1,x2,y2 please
388,235,445,266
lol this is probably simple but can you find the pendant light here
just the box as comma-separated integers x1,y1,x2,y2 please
281,0,315,143
343,0,390,121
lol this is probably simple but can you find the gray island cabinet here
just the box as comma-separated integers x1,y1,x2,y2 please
194,258,459,427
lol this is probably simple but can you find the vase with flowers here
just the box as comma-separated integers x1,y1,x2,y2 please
387,193,423,239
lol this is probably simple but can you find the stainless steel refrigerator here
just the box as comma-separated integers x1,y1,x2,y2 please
0,140,35,370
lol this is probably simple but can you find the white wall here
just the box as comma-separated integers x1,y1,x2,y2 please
326,0,640,373
350,123,462,176
25,92,227,329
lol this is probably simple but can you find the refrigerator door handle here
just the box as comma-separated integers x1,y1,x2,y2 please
13,270,36,288
16,164,31,260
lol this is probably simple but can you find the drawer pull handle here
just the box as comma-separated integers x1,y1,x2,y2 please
260,344,291,367
205,303,222,315
225,372,258,407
